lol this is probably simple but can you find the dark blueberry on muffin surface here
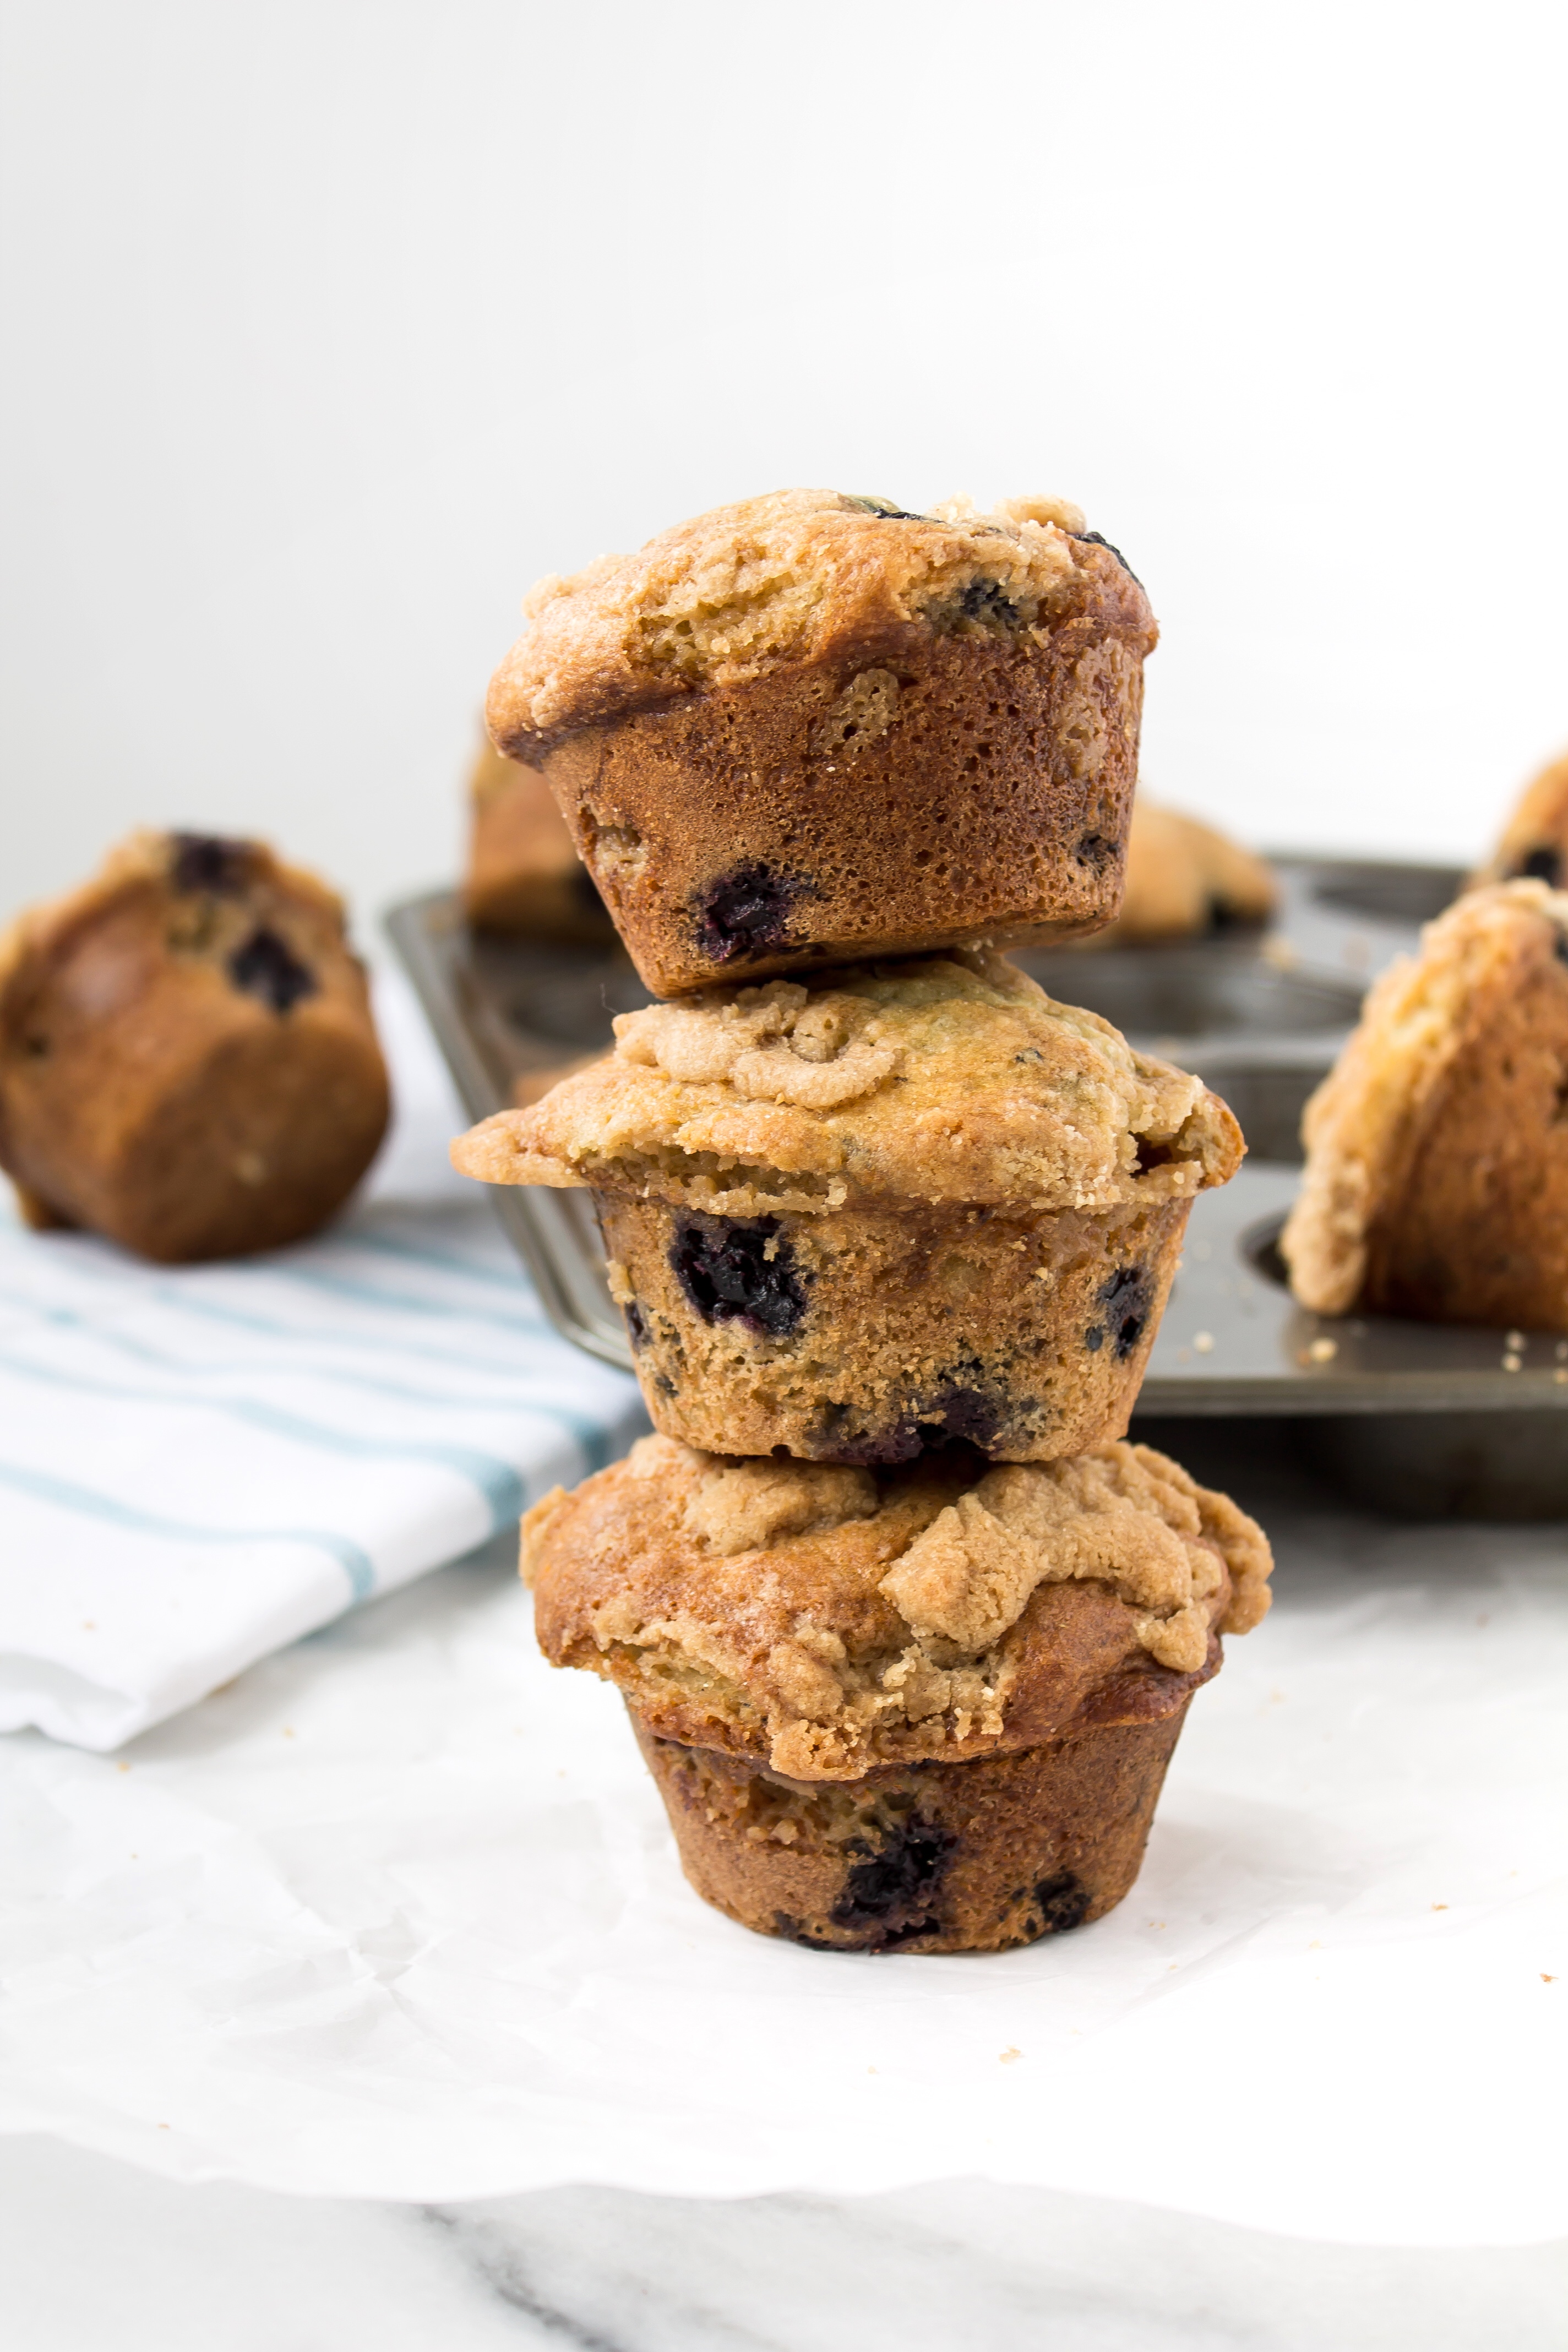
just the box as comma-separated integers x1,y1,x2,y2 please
1098,1263,1153,1360
1518,845,1562,886
171,832,253,895
692,863,803,963
1033,1870,1092,1934
669,1215,808,1337
227,927,318,1014
830,1817,954,1945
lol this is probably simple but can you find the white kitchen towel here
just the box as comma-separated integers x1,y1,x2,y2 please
0,967,646,1750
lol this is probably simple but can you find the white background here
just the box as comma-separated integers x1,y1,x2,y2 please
4,0,1568,934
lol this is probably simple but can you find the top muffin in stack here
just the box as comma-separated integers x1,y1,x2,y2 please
485,490,1156,995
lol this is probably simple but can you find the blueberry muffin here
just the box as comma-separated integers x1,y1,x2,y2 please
523,1434,1271,1952
1087,801,1277,945
1473,749,1568,891
463,736,615,940
0,831,390,1262
453,949,1242,1460
1282,879,1568,1326
485,491,1158,994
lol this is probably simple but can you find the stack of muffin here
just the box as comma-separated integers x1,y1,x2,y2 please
453,490,1272,1955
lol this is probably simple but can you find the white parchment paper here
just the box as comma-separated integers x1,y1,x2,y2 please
2,1476,1563,2244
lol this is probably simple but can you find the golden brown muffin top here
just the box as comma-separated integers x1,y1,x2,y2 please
0,829,350,1006
525,1434,1271,1781
1282,878,1568,1314
451,948,1243,1216
1473,749,1568,891
486,489,1156,756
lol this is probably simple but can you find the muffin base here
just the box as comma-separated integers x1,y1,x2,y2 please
599,1191,1193,1463
631,1701,1194,1953
543,624,1146,994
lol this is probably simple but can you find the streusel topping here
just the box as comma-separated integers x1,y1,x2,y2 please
451,948,1242,1216
525,1434,1271,1779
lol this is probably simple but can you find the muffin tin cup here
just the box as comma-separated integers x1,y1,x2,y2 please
540,623,1147,996
596,1188,1195,1465
630,1697,1197,1955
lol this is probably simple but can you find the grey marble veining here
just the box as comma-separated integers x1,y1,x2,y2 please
2,2137,1564,2352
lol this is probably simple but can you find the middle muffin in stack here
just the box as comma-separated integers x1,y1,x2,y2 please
454,488,1268,1952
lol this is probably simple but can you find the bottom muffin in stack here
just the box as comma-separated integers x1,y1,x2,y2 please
522,1434,1271,1952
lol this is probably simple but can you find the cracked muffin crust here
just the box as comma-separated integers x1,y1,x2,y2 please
484,490,1158,992
1282,879,1568,1326
525,1434,1270,1951
463,736,614,940
0,831,389,1262
453,950,1241,1461
451,948,1242,1217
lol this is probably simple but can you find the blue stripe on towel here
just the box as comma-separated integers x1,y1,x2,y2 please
0,1299,585,1415
329,1229,535,1287
139,1283,560,1379
0,1456,377,1599
0,1354,529,1535
270,1265,550,1335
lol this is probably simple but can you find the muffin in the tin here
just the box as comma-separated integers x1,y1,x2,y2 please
0,830,389,1262
1473,748,1568,892
463,736,615,941
453,948,1242,1461
1087,800,1278,945
485,490,1158,995
1282,878,1568,1327
523,1433,1272,1952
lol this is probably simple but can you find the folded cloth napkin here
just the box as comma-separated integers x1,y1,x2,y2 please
0,965,646,1750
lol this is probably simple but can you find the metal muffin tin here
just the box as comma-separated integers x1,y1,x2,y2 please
388,853,1568,1516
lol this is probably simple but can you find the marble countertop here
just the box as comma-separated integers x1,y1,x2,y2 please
4,2133,1565,2351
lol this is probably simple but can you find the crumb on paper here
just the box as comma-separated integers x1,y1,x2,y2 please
999,2046,1022,2065
1544,1975,1558,1985
1432,1903,1449,1912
